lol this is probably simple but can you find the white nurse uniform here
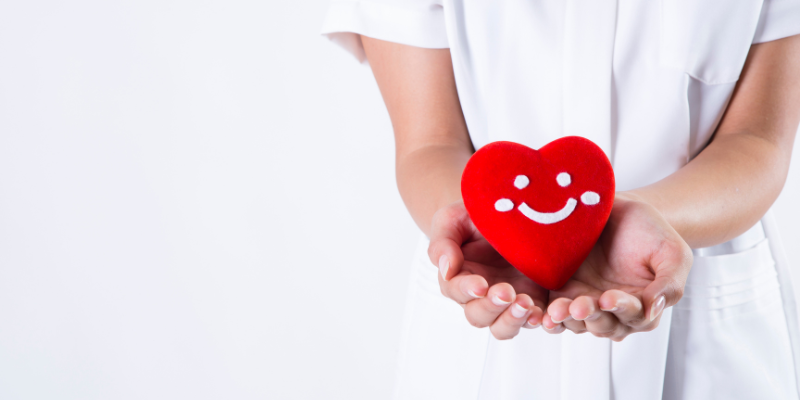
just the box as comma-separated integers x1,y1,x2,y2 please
322,1,800,399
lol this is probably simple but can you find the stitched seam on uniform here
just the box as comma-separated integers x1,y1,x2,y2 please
684,263,775,288
685,71,741,86
675,280,781,310
683,271,779,299
672,292,782,324
330,0,441,14
684,267,776,290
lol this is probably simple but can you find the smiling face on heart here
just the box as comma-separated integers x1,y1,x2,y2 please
494,172,601,225
461,137,615,290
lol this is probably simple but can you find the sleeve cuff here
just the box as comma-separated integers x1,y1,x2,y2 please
753,0,800,43
320,1,449,63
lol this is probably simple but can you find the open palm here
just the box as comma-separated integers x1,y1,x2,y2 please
460,229,549,309
543,194,693,340
428,202,549,339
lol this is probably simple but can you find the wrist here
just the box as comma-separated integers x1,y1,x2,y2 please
614,190,648,206
614,190,687,244
614,190,671,224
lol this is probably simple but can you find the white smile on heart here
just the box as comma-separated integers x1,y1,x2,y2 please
494,173,600,225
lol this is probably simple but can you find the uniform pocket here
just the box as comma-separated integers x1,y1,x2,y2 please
665,239,799,399
675,239,780,319
660,0,764,84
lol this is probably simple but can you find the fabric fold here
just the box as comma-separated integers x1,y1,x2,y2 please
321,1,449,63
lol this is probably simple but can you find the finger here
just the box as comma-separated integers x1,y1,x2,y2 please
599,290,646,327
643,239,692,322
541,314,565,334
572,296,624,338
547,298,574,325
568,295,597,321
438,271,489,304
562,318,587,334
542,298,573,334
428,204,474,281
643,275,681,323
464,283,516,328
549,279,603,312
490,294,534,340
523,306,544,329
585,312,624,339
561,296,591,333
509,276,548,310
607,324,631,342
565,296,601,334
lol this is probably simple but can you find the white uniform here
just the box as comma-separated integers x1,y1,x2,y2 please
321,1,800,399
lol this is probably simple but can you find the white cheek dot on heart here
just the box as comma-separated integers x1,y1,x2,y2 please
495,198,514,212
514,175,529,189
581,191,600,205
557,172,571,187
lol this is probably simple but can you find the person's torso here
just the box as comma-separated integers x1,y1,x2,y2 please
443,0,762,190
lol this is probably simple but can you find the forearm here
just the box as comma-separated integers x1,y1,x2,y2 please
627,132,792,248
626,36,800,249
362,36,474,235
396,144,472,236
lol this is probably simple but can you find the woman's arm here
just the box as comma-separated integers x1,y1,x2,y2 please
363,36,550,340
546,35,800,338
363,32,800,342
362,36,471,235
630,34,800,248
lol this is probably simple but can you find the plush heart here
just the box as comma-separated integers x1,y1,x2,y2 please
461,137,615,290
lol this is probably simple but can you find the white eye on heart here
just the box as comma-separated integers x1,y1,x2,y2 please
580,191,600,205
556,172,571,187
514,175,529,189
495,198,514,212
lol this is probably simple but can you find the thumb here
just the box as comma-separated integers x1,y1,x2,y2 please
427,203,472,281
642,241,693,322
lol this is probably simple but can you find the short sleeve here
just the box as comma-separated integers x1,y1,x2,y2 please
320,0,449,63
753,0,800,43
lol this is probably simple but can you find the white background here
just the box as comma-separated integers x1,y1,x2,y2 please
0,1,798,399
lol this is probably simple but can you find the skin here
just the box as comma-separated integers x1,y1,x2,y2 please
362,34,800,341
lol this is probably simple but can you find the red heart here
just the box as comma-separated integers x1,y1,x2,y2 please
461,137,615,290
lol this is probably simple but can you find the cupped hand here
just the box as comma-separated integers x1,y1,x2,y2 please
542,193,693,341
428,201,551,339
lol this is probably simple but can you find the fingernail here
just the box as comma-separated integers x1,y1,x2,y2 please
511,303,528,318
524,321,540,329
543,324,561,332
601,306,619,312
552,315,573,324
491,294,511,306
438,255,449,281
584,312,601,321
650,295,666,322
573,307,594,321
466,289,483,299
